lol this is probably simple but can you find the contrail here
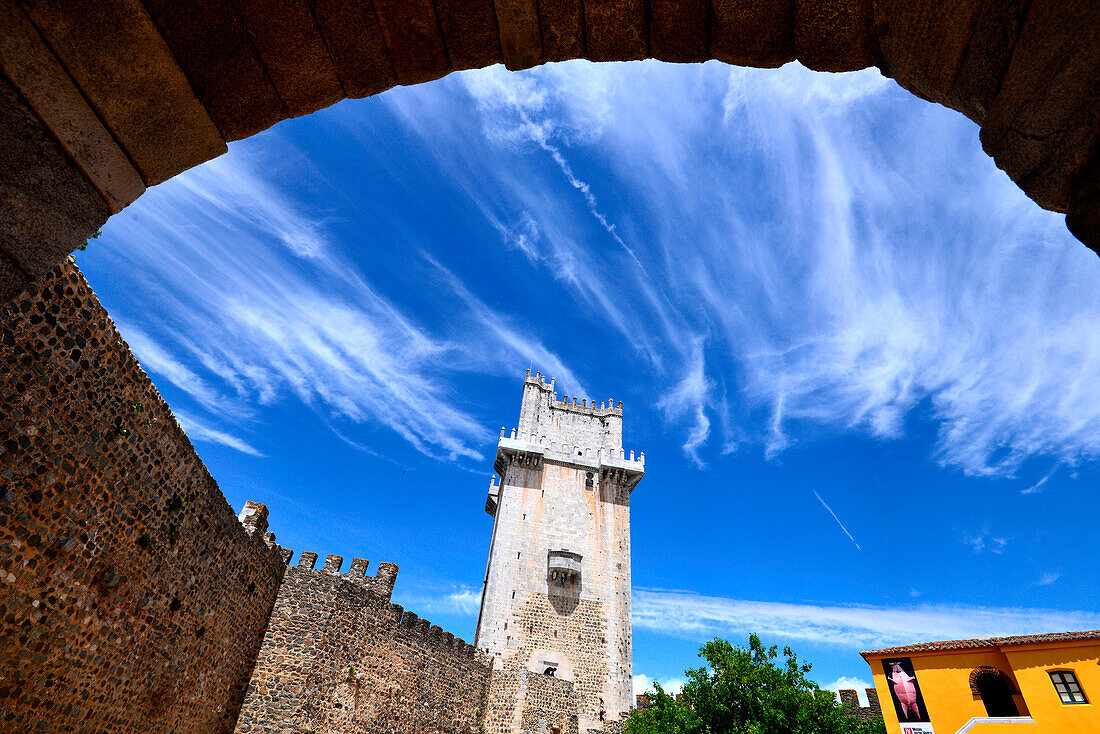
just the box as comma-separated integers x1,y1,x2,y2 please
813,491,861,550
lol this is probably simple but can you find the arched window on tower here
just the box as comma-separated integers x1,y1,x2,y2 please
585,472,594,490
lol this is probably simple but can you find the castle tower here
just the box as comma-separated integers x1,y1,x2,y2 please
476,372,644,734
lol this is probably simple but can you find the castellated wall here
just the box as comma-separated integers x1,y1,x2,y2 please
0,261,287,733
236,555,493,734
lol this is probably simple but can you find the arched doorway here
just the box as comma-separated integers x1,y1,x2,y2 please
971,668,1023,717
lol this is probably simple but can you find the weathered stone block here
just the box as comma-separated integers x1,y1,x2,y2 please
950,0,1031,123
309,0,398,99
711,0,796,68
0,75,108,283
436,0,504,70
231,0,345,117
980,0,1100,211
872,0,984,104
649,0,709,62
0,3,144,211
585,0,648,62
142,0,286,140
795,0,878,72
538,0,585,61
493,0,542,70
1066,148,1100,256
373,0,452,85
19,0,226,185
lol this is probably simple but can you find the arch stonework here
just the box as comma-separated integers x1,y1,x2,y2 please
0,0,1098,305
969,665,1020,697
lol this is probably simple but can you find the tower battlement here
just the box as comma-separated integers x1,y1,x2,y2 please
517,370,631,461
287,549,399,601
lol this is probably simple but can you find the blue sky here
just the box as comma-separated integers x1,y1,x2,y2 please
79,60,1100,701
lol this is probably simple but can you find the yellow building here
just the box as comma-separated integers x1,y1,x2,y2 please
862,630,1100,734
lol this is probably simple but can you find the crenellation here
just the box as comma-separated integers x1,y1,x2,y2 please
238,500,270,536
235,558,493,733
323,554,344,572
834,688,884,723
298,551,319,569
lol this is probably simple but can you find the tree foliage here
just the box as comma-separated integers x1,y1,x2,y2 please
625,635,886,734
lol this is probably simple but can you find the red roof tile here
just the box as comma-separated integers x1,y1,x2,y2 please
862,629,1100,658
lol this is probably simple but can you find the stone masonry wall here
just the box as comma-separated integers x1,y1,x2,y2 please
236,557,492,734
838,688,884,723
0,261,287,733
521,670,581,734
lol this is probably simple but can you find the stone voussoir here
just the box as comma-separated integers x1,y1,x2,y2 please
18,0,226,186
979,0,1100,212
711,0,796,68
372,0,452,85
0,2,144,211
231,0,346,117
142,0,287,141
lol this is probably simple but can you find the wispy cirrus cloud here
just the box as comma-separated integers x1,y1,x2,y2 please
93,148,577,462
380,60,1100,478
174,410,264,457
399,584,483,617
632,587,1100,649
962,528,1009,555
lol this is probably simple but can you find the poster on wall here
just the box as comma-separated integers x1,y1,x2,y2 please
882,657,934,733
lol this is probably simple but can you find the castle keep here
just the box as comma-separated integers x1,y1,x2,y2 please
477,373,645,734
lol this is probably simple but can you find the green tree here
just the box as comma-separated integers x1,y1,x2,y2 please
625,635,886,734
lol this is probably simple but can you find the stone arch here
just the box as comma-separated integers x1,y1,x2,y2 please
0,0,1098,305
968,665,1019,697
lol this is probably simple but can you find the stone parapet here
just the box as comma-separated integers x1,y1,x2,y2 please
235,562,491,733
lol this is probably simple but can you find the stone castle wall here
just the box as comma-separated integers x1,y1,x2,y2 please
838,688,883,722
0,261,287,733
236,556,492,734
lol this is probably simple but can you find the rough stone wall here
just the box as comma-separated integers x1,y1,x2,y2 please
838,688,884,723
0,261,286,733
521,671,581,734
236,557,492,734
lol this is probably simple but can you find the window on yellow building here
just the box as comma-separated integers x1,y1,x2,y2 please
1049,671,1088,704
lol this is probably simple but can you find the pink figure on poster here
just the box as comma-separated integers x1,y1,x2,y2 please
889,661,922,719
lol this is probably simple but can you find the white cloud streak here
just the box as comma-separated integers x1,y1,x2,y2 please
381,60,1100,478
403,585,483,617
813,491,862,550
633,587,1100,650
174,410,264,457
97,148,578,464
